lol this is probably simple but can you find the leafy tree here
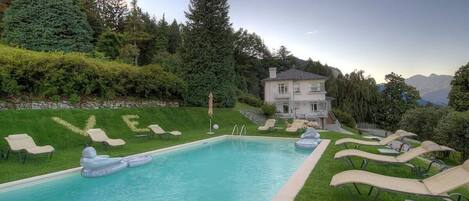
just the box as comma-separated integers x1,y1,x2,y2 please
304,58,333,77
80,0,104,42
449,63,469,111
233,28,271,96
96,30,123,59
182,0,236,107
168,19,182,54
96,0,128,32
333,108,357,128
398,107,450,140
376,73,421,131
324,70,380,124
2,0,93,52
274,45,296,71
433,110,469,161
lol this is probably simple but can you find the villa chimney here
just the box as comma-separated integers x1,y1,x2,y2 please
269,67,277,78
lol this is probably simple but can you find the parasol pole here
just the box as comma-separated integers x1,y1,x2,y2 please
207,92,214,134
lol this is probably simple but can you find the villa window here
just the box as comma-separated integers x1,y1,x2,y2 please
278,83,288,94
293,83,300,94
309,83,321,92
311,103,318,112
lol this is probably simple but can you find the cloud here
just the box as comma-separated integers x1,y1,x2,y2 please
306,30,319,35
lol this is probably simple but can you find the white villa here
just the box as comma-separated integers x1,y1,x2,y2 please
263,67,334,128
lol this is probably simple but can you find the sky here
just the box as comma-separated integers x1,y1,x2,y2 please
138,0,469,82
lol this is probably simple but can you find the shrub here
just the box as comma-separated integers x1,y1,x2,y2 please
261,103,276,117
433,111,469,162
238,93,263,107
398,107,450,140
69,94,81,104
333,109,357,128
0,45,185,100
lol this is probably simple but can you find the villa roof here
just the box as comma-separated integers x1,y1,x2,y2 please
263,68,328,82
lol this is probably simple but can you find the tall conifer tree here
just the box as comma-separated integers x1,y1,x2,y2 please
2,0,93,52
182,0,236,107
96,0,127,32
80,0,104,42
168,19,181,54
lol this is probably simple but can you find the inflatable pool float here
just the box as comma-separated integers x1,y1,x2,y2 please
295,128,322,149
295,138,321,149
80,147,152,178
124,155,153,168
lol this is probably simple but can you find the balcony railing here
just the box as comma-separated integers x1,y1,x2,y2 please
274,93,290,99
277,110,328,119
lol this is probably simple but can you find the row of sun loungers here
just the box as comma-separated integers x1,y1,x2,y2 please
330,130,469,201
257,119,311,132
2,124,181,163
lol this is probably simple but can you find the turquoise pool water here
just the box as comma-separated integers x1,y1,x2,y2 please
0,138,312,201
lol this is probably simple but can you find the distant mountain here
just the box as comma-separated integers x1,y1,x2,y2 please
405,74,453,105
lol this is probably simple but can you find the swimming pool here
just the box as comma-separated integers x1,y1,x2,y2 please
0,137,313,201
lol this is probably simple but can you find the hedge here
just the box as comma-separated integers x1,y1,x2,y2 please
237,93,263,107
0,45,185,100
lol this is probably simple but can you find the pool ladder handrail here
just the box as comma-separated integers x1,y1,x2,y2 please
231,124,247,136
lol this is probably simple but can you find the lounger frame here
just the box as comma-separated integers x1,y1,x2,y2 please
337,182,469,201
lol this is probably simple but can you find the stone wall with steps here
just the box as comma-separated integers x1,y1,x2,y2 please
239,109,266,125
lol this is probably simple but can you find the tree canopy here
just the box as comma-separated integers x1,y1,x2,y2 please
376,73,421,131
2,0,93,52
449,63,469,112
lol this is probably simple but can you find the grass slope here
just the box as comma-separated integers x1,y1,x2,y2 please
0,107,254,183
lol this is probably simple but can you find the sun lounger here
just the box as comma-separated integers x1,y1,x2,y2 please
86,129,126,148
258,119,276,131
148,124,182,138
4,134,54,163
335,130,417,148
335,141,454,172
286,119,307,132
330,159,469,201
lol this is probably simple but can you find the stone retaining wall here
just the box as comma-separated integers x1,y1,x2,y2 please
0,100,179,110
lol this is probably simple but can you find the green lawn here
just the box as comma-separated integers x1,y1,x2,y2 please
295,132,469,201
0,107,254,183
0,107,467,201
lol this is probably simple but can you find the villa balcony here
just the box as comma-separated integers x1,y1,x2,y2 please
274,93,291,99
277,110,328,119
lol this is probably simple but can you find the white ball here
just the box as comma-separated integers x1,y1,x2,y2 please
213,124,219,130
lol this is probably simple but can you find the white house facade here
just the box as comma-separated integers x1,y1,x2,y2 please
263,68,333,128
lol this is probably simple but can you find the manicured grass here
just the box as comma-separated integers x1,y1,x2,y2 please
295,132,469,201
0,107,467,201
0,107,254,183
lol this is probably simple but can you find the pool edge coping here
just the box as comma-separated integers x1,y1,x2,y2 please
0,135,302,191
272,139,331,201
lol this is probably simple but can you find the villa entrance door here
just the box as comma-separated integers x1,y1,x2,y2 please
282,104,289,114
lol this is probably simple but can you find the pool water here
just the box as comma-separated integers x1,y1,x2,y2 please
0,138,312,201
